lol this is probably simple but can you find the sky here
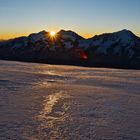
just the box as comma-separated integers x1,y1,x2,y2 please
0,0,140,39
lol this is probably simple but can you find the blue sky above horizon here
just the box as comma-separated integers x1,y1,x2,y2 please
0,0,140,39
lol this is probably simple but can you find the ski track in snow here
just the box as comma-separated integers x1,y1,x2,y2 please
0,60,140,140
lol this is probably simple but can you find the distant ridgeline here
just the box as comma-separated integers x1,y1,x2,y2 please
0,29,140,69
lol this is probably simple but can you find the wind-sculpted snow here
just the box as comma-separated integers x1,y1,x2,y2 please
0,60,140,140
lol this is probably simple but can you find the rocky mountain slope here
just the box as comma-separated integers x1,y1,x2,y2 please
0,29,140,68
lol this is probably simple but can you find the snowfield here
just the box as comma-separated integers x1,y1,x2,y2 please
0,60,140,140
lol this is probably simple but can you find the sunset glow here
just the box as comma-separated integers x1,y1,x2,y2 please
0,0,140,39
0,1,140,139
50,31,56,36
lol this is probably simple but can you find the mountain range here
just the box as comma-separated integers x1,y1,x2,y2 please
0,29,140,69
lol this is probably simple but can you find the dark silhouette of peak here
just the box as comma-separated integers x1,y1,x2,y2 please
58,29,84,40
28,30,49,42
59,29,76,34
112,29,136,37
39,30,48,34
117,29,132,33
0,29,140,69
88,29,139,42
29,30,48,37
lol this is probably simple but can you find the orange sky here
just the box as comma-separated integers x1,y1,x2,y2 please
1,0,140,40
1,30,140,40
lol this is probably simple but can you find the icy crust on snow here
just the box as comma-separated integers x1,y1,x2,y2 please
0,60,140,140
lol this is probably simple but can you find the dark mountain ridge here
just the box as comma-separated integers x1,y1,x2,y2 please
0,29,140,69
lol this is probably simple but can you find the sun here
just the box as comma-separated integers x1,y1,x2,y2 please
50,31,56,36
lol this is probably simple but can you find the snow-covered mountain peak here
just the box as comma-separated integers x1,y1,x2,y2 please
59,29,77,35
28,30,49,42
112,29,134,40
87,29,136,46
0,29,140,64
115,29,132,34
58,30,84,41
106,29,139,45
80,29,140,58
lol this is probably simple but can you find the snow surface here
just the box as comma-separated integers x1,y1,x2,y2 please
0,60,140,139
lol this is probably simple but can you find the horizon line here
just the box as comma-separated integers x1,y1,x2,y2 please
1,29,140,40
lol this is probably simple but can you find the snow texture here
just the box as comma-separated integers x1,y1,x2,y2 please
0,60,140,140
